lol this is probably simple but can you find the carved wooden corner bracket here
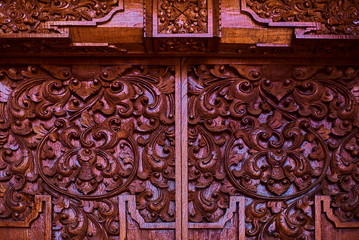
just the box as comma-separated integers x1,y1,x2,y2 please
315,195,359,240
0,195,51,228
0,195,51,239
119,195,176,233
188,196,244,230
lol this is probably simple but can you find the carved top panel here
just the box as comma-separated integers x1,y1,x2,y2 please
157,0,209,34
0,0,122,33
244,0,359,35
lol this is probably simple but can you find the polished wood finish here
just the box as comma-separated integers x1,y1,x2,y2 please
0,1,358,240
0,0,358,56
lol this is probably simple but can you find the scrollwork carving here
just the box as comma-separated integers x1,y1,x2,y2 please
244,0,359,35
188,64,359,239
0,64,176,238
0,0,122,33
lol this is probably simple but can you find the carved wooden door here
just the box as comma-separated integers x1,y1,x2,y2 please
0,57,359,240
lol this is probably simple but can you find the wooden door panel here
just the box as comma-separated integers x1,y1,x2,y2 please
1,59,359,239
0,62,180,240
184,61,359,240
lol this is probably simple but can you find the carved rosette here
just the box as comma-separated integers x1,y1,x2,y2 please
157,0,208,34
0,0,121,33
244,0,359,35
0,64,176,238
188,64,359,239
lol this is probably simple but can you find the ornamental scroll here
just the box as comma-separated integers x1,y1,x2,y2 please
242,0,359,37
0,0,123,35
187,64,359,239
0,64,176,239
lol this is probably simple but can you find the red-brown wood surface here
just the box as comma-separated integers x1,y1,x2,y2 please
0,1,359,240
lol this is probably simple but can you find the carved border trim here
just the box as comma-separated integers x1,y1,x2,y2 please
0,195,51,240
188,196,245,230
240,0,316,28
0,195,51,229
45,0,124,28
0,1,124,39
119,195,176,231
119,195,245,239
294,28,359,40
315,196,359,240
240,0,359,39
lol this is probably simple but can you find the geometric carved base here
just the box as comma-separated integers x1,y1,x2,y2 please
315,196,359,240
0,195,51,240
120,195,245,239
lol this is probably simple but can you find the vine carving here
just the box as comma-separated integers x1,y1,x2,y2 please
0,64,176,239
0,0,122,33
188,64,359,239
244,0,359,35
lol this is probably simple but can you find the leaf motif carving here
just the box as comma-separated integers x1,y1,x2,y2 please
188,64,359,239
33,123,48,140
0,64,176,237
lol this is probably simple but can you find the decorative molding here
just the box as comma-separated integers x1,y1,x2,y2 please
119,195,176,232
188,196,245,231
0,39,128,55
0,0,124,37
0,195,51,228
315,195,359,239
157,38,208,52
119,195,244,234
241,0,359,38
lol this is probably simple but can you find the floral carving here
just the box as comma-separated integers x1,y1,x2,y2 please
0,0,121,33
245,0,359,35
188,64,359,238
158,0,208,34
0,64,176,238
158,38,207,52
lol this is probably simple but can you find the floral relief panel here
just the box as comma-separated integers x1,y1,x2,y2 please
0,64,176,239
187,64,359,239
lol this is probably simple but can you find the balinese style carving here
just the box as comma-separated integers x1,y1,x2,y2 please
0,0,122,33
157,38,207,52
0,64,176,239
157,0,208,34
188,64,359,239
243,0,359,35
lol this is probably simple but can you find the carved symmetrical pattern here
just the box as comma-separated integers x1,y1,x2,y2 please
188,64,359,239
0,64,176,239
0,0,121,33
245,0,359,35
157,38,207,52
157,0,208,34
